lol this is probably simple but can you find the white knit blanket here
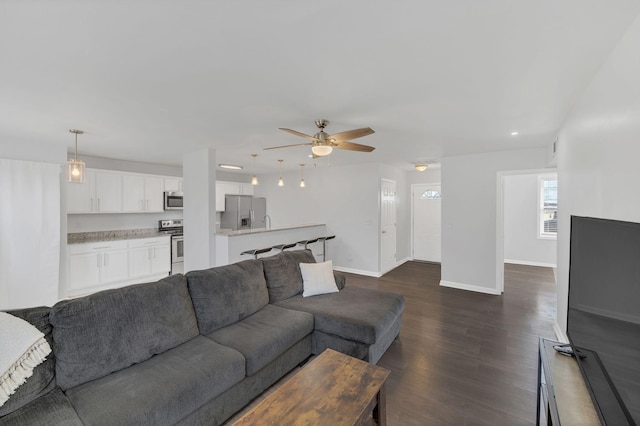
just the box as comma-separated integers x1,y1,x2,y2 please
0,312,51,407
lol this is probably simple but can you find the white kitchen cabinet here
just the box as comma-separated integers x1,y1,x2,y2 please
216,181,253,211
128,237,171,278
67,170,122,213
68,236,170,297
122,175,164,212
68,241,129,292
164,177,183,192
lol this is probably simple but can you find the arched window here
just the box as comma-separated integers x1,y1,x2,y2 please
421,189,441,199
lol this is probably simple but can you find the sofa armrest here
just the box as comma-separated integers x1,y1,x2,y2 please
333,271,346,290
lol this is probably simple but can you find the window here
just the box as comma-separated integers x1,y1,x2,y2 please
421,189,441,199
538,176,557,239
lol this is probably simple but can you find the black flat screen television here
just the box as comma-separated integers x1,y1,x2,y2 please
568,216,640,425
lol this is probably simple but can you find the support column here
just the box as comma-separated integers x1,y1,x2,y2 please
183,149,216,272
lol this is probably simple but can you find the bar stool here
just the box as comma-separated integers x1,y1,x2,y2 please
240,247,272,259
317,235,335,261
296,238,319,250
271,242,296,253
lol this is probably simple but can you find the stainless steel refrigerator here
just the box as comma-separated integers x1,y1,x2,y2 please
220,195,267,230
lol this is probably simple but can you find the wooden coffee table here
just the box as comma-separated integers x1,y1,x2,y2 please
232,348,390,425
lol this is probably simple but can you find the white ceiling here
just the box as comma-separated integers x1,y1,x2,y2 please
1,1,639,173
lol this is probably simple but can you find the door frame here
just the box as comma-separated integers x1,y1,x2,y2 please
496,168,557,293
410,182,441,261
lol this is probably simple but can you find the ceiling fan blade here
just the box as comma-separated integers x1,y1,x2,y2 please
264,142,312,150
279,128,319,142
335,141,375,152
328,127,374,142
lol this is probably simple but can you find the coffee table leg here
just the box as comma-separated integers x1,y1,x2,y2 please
373,382,387,425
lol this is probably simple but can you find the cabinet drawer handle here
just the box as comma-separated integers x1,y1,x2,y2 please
93,246,110,250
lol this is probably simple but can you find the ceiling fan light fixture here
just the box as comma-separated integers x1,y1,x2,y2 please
311,145,333,156
415,164,428,172
67,129,86,183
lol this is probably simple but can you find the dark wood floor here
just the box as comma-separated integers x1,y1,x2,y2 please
226,261,558,425
345,261,558,426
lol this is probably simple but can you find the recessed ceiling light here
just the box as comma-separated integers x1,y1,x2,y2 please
511,131,519,136
218,164,243,170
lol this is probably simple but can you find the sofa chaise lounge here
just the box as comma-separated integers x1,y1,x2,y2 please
0,249,404,425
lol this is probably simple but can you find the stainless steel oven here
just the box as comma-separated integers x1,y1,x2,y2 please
159,219,184,274
171,235,184,274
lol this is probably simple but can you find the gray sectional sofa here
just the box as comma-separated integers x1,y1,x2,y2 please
0,250,404,425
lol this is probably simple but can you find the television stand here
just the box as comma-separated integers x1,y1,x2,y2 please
537,338,600,425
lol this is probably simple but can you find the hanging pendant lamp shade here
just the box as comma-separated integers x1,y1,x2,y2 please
67,129,85,183
277,159,284,187
251,153,259,185
299,163,305,188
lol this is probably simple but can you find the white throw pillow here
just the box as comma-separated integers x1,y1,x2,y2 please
300,261,339,297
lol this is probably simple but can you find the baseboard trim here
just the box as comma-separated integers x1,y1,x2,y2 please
439,280,501,295
504,259,557,268
333,266,381,278
334,257,411,278
553,322,569,343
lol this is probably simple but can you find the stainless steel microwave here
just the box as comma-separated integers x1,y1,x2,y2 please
164,191,183,210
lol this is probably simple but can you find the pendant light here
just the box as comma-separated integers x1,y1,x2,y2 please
299,163,305,188
277,159,284,187
67,129,86,183
251,154,259,185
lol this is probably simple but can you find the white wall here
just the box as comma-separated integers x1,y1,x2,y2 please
504,173,557,267
254,162,384,275
441,148,548,294
407,166,441,185
79,154,182,176
556,13,640,340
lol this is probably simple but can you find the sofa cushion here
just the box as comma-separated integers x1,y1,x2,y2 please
205,304,314,376
0,307,55,418
50,274,200,391
275,286,405,345
65,335,245,426
186,259,269,334
261,249,316,303
0,388,82,426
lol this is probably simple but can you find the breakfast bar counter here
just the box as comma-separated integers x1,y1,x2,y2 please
215,224,327,266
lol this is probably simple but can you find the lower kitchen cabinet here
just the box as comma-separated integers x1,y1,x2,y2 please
68,241,129,292
68,236,170,297
128,237,171,278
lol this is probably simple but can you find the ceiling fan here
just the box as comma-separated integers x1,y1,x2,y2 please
265,119,375,157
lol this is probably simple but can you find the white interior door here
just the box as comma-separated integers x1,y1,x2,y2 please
380,179,397,274
412,183,442,262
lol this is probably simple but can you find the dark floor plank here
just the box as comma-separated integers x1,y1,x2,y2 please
346,261,557,426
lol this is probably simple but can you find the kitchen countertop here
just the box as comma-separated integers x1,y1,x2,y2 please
215,224,325,237
68,228,170,244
